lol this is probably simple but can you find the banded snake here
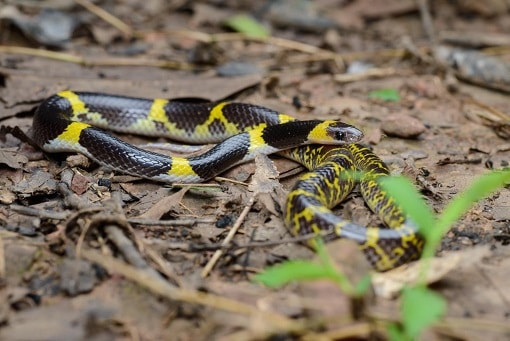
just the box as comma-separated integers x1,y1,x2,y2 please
32,91,424,271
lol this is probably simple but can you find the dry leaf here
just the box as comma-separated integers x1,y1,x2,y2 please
136,187,189,220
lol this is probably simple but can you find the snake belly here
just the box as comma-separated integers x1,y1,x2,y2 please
32,91,423,271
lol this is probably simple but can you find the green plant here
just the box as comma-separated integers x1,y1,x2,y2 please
224,14,269,38
255,169,510,340
255,238,371,297
368,88,401,102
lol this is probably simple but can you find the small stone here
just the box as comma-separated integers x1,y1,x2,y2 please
66,154,91,168
71,173,89,195
381,113,426,138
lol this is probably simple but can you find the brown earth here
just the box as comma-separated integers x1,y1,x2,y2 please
0,1,509,340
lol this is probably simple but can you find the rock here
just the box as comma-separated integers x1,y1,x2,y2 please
380,113,426,138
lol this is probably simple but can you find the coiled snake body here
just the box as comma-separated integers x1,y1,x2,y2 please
32,91,423,271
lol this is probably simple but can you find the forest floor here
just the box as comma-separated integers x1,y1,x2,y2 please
0,1,509,340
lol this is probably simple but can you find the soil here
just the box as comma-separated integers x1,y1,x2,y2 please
0,1,509,340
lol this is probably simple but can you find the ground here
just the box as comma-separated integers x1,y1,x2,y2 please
0,1,510,340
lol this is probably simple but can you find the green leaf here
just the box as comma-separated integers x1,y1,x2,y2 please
378,176,436,238
311,237,357,294
353,274,372,296
386,323,409,341
224,15,269,38
254,260,329,288
313,237,333,267
368,88,400,101
401,286,445,339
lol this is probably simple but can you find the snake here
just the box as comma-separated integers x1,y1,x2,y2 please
32,90,424,271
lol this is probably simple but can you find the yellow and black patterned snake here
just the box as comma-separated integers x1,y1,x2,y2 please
32,91,424,271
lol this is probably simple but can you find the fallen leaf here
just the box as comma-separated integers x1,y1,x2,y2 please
0,150,28,169
136,187,189,220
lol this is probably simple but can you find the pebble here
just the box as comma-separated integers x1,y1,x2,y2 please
380,113,426,138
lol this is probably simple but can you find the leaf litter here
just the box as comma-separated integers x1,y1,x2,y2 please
0,1,510,339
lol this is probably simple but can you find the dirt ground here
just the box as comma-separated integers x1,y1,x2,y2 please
1,1,510,340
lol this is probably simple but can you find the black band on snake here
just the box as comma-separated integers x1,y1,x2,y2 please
32,91,424,271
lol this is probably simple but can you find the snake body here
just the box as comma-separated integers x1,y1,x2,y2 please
33,91,361,183
32,91,423,271
283,144,422,270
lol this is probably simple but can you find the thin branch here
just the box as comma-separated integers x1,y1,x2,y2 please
201,193,256,277
74,0,133,38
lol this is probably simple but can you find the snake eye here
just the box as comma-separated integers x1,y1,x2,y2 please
335,130,346,141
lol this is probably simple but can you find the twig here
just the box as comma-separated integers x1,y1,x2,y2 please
74,0,133,38
171,182,222,188
145,29,412,66
156,224,335,253
417,0,436,44
158,30,334,55
214,176,249,187
313,322,372,340
57,182,93,210
0,46,85,64
143,245,183,287
201,193,256,278
334,67,412,83
0,46,193,70
70,210,128,259
10,204,69,220
128,217,216,226
80,248,303,333
259,48,410,67
462,98,510,122
104,224,148,269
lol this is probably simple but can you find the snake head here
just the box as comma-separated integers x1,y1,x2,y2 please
308,120,364,144
331,123,364,143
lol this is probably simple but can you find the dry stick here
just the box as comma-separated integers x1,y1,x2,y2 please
221,329,326,341
105,223,183,286
159,229,331,253
334,67,412,83
314,322,372,340
482,45,510,56
168,30,333,55
143,245,183,287
74,0,133,38
268,48,409,66
128,217,216,226
0,43,405,70
104,224,148,269
180,30,427,67
0,46,85,64
214,176,249,187
201,193,256,278
417,0,436,45
171,183,221,188
0,46,192,70
463,97,510,121
10,204,69,220
80,248,302,333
